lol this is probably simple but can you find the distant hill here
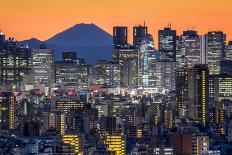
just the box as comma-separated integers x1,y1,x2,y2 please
21,23,113,64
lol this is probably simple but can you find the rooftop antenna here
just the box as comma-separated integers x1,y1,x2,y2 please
144,20,146,27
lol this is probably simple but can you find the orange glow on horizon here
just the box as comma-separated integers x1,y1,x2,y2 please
1,0,232,47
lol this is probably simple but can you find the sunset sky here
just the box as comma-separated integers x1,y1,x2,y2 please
0,0,232,46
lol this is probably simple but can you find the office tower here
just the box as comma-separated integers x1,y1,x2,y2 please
133,25,148,47
158,25,177,62
176,66,189,118
220,60,232,75
113,26,128,48
138,34,159,91
226,41,232,60
219,75,232,101
0,92,15,130
32,45,55,87
113,46,139,87
210,74,232,102
104,135,126,155
93,60,121,87
156,61,176,93
55,53,90,88
170,132,193,155
62,134,84,155
200,35,207,64
188,65,209,127
54,96,85,113
179,30,201,67
206,31,226,75
192,135,209,155
163,109,174,129
0,31,5,51
100,116,117,135
62,52,76,62
55,61,80,87
43,110,65,135
0,38,31,90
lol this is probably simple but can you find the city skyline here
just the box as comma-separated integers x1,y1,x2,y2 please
1,0,232,44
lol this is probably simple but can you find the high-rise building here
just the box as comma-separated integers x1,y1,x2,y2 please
192,135,209,155
62,52,77,62
188,65,209,127
206,31,226,75
0,92,15,130
93,60,121,87
138,34,159,91
55,61,80,87
0,31,5,51
53,96,85,113
0,38,31,90
43,110,65,135
100,116,117,135
158,25,177,62
156,61,176,93
62,134,84,155
200,35,207,64
225,41,232,60
104,135,126,155
55,52,90,88
210,74,232,102
133,25,148,47
32,45,55,87
112,46,139,88
220,60,232,75
176,66,189,118
179,30,201,67
113,26,128,48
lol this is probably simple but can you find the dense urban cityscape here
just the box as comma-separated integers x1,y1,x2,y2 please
0,24,232,155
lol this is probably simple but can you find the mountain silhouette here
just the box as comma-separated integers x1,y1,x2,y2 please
21,23,113,64
46,23,112,47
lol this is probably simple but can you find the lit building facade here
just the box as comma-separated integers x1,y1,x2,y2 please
113,26,128,48
156,61,176,93
225,41,232,60
93,60,121,87
138,34,159,91
62,134,84,155
0,38,31,90
188,65,209,127
104,135,126,155
133,25,148,47
0,92,15,130
179,30,201,67
158,25,176,62
32,45,55,87
206,31,226,75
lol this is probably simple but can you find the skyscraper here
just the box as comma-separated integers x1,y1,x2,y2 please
226,41,232,60
32,45,54,87
138,34,159,92
188,65,209,127
93,60,121,87
0,92,15,130
206,31,226,75
179,30,201,67
0,31,5,51
133,25,148,47
176,66,189,118
113,26,128,48
0,38,31,90
158,25,176,62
